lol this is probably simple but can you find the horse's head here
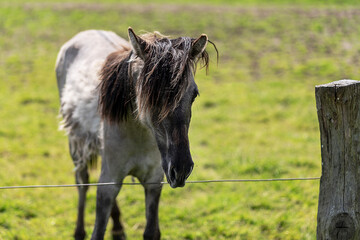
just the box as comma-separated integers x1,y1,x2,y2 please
127,28,209,188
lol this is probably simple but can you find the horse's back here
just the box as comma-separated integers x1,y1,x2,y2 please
56,30,129,99
55,30,130,169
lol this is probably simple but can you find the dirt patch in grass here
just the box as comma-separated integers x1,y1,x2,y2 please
20,2,360,18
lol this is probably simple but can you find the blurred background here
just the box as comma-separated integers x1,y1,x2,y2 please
1,0,359,239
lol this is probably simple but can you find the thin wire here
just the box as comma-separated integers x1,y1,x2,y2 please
0,177,320,190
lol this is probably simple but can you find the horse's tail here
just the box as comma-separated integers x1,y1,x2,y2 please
67,131,100,172
59,111,101,172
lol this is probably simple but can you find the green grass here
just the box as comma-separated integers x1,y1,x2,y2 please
1,1,360,239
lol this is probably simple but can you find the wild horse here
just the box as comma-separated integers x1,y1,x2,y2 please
56,28,213,240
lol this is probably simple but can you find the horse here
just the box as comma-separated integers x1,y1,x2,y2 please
55,27,212,240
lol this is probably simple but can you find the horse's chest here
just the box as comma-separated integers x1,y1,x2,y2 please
119,137,162,181
103,121,162,178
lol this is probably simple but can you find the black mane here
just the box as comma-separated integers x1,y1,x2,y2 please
99,33,212,123
98,50,134,122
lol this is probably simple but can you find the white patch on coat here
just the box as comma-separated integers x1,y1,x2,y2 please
56,30,130,171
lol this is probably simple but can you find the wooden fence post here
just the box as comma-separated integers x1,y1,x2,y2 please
316,80,360,240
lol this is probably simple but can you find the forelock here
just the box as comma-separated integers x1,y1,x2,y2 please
135,36,196,122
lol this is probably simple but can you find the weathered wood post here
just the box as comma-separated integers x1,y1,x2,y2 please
316,80,360,240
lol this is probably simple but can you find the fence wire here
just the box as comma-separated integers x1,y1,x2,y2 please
0,177,320,190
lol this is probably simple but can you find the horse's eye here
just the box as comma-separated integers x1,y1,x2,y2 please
191,91,199,103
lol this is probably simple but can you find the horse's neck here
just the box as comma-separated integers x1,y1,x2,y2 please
102,115,156,148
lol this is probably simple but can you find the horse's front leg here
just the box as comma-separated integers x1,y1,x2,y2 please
111,200,126,240
142,176,163,240
91,172,122,240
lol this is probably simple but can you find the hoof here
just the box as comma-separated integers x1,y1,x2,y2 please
74,229,86,240
112,229,126,240
143,230,160,240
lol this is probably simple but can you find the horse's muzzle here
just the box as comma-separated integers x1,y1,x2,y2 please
167,162,194,188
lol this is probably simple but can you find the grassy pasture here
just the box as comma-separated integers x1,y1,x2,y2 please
1,1,360,239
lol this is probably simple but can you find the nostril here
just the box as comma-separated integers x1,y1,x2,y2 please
169,166,177,181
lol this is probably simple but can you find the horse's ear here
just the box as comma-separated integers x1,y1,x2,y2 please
190,34,208,59
128,27,146,60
